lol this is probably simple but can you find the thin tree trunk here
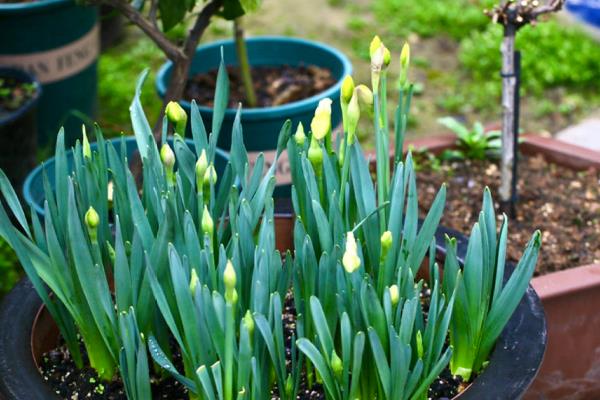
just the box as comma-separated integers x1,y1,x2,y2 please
499,30,516,204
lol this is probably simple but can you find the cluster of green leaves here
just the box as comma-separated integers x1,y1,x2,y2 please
373,0,496,40
287,36,541,398
437,117,501,161
460,19,600,94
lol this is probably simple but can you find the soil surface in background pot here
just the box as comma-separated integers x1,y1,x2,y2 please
39,290,463,399
184,65,335,109
416,153,600,276
0,76,38,118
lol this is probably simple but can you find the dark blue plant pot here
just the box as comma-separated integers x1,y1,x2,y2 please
567,0,600,28
156,36,352,198
22,136,229,219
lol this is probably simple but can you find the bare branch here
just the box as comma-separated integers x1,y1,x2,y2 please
182,0,223,58
93,0,184,61
148,0,159,28
485,0,565,29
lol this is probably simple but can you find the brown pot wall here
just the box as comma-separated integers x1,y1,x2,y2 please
406,133,600,399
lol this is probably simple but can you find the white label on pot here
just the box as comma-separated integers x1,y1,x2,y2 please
0,24,100,84
247,149,291,186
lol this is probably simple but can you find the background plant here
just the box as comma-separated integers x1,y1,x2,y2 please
437,117,501,161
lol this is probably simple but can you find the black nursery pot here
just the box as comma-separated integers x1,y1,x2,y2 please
0,226,547,400
0,67,41,193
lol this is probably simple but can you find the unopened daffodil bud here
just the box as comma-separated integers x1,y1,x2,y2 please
294,122,306,146
369,35,383,59
224,260,237,303
203,163,217,187
341,75,355,105
201,206,214,236
310,98,332,141
381,230,392,257
165,101,188,134
107,181,114,205
308,136,323,172
243,310,254,336
383,46,391,68
331,350,343,379
190,268,199,294
416,330,424,359
347,91,360,145
355,84,374,110
160,143,176,184
85,206,100,242
82,126,91,160
389,284,399,306
195,150,208,189
342,231,361,273
399,42,411,89
371,45,385,95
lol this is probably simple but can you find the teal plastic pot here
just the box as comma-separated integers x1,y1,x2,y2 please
0,0,98,149
23,136,229,219
156,36,352,197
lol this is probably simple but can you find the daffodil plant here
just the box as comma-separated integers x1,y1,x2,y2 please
287,35,541,399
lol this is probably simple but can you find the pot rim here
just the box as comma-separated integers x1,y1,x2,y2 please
155,36,353,121
0,67,42,126
0,0,74,15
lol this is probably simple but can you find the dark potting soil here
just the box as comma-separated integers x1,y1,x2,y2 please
184,65,335,109
415,153,600,275
0,76,37,116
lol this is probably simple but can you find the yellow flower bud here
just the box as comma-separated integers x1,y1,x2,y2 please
342,231,361,273
243,310,254,335
383,46,391,68
294,122,306,146
310,98,332,141
389,284,399,306
201,205,214,236
341,75,355,105
369,35,382,59
307,136,323,171
371,45,385,94
224,260,237,303
399,42,411,89
165,101,188,133
331,350,343,379
381,230,392,255
85,206,100,229
82,125,91,159
196,150,208,188
204,163,217,187
189,268,199,295
355,85,374,109
347,91,360,145
160,143,175,169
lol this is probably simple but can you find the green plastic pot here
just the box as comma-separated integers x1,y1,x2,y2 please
22,136,229,220
156,36,352,197
0,0,98,149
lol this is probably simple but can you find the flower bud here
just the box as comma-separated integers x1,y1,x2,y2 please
107,181,114,204
165,101,188,133
201,206,214,236
381,230,392,256
224,260,237,303
347,91,360,145
307,136,323,171
196,150,208,188
399,42,411,89
369,35,382,59
331,350,343,379
342,231,361,273
371,45,385,95
204,163,217,187
416,330,424,359
341,75,355,105
294,122,306,146
82,126,91,160
310,98,332,141
383,46,391,68
243,310,254,335
85,206,100,229
355,84,374,109
160,143,175,169
389,284,399,306
190,268,199,295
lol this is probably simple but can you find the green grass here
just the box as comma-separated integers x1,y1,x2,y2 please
0,237,20,297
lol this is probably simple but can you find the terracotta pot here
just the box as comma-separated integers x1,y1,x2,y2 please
406,133,600,399
0,220,546,400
